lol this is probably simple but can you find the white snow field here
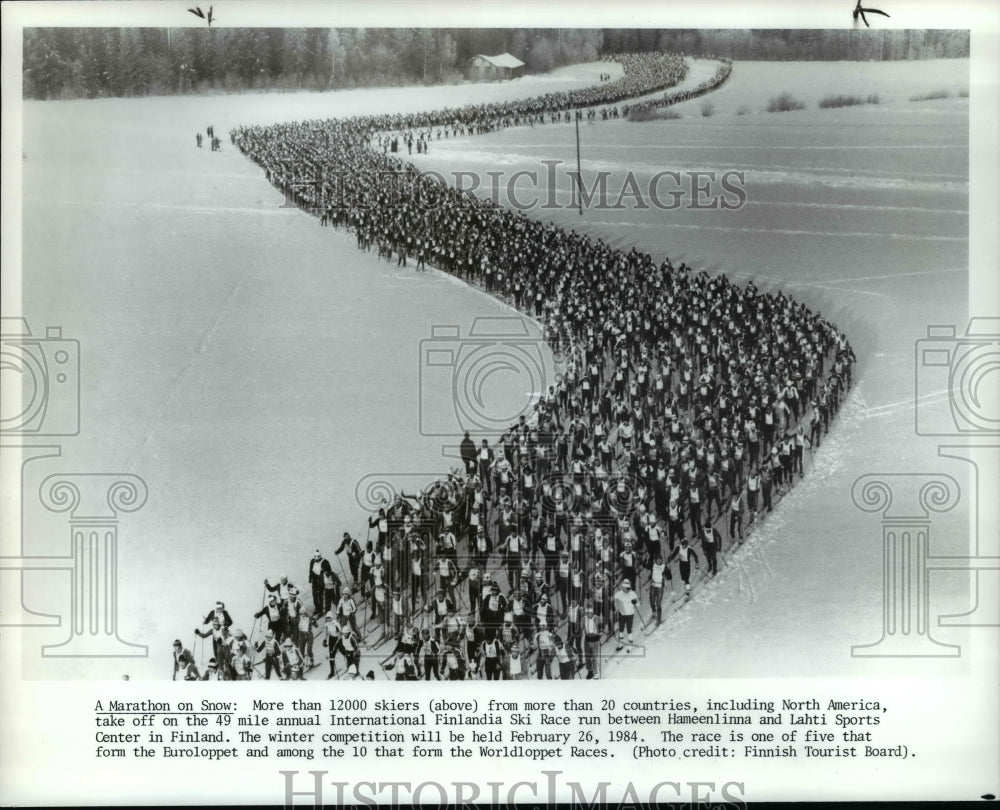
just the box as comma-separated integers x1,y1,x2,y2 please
16,58,982,681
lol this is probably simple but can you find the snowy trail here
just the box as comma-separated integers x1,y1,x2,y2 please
18,58,974,680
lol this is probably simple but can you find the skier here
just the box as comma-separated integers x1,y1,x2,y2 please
613,579,640,653
650,555,669,625
171,640,196,681
669,538,701,599
701,521,722,576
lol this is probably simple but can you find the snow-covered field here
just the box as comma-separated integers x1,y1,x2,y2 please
14,58,981,680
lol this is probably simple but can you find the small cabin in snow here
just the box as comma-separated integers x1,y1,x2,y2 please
464,53,526,82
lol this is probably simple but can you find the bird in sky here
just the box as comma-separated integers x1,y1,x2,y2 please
188,6,214,26
853,0,890,27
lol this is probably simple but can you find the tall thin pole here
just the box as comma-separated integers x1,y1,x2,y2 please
575,114,583,216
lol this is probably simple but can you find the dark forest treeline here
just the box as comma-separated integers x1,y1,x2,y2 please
22,28,604,99
23,28,969,101
606,28,969,62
